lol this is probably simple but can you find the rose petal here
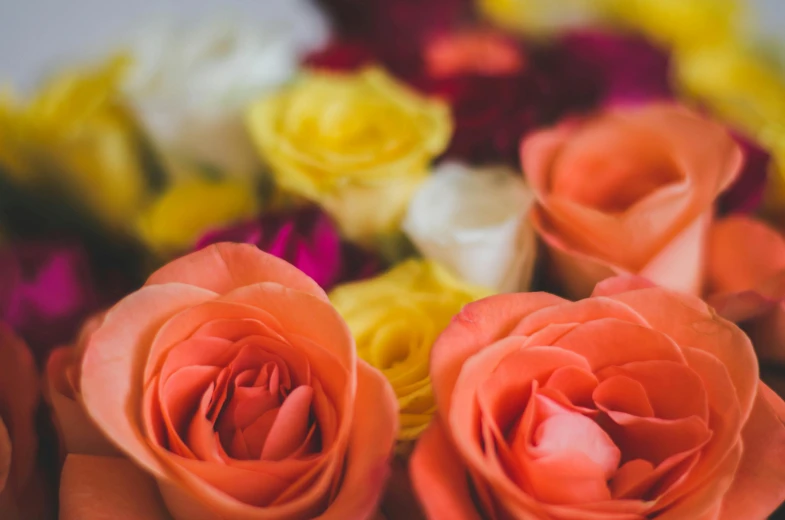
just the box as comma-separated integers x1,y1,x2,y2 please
146,243,328,302
409,422,482,520
610,288,759,423
430,292,566,419
46,346,118,456
261,385,314,461
591,275,657,297
59,454,171,520
718,385,785,519
81,284,217,478
317,360,398,519
707,216,785,296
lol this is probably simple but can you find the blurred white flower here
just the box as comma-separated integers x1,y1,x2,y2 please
123,1,331,177
403,162,537,293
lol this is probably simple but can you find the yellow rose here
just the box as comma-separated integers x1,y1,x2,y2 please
246,67,452,243
135,176,259,257
601,0,741,51
0,56,151,230
330,259,491,441
478,0,602,34
478,0,739,51
677,43,785,141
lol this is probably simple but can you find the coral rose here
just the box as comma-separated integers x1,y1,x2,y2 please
411,276,785,519
55,243,398,520
522,103,743,298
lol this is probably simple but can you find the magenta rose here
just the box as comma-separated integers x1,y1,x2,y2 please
0,242,98,357
557,30,673,106
195,206,381,290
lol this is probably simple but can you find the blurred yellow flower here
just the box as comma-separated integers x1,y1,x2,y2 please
677,43,785,140
479,0,740,48
246,67,452,243
0,56,150,230
478,0,601,34
136,177,259,257
330,259,491,441
601,0,741,51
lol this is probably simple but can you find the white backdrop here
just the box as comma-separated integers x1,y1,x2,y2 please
1,0,784,90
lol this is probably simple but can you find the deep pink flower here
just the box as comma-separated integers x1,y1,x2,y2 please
195,206,381,290
0,243,98,356
557,29,673,106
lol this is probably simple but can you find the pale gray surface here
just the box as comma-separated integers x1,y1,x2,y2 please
1,0,784,90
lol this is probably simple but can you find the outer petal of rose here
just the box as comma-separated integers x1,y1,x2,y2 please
637,211,710,296
0,325,38,487
318,360,398,519
59,454,171,520
81,284,217,479
146,243,328,302
610,287,759,421
592,275,657,297
537,208,708,299
521,118,575,201
410,421,482,520
707,290,781,324
535,223,618,299
718,384,785,520
430,293,567,418
654,442,741,520
707,216,785,295
46,347,118,457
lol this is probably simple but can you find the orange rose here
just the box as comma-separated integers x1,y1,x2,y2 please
54,243,398,519
411,276,785,519
522,103,743,298
0,325,42,520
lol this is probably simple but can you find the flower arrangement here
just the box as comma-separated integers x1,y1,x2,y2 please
1,0,785,518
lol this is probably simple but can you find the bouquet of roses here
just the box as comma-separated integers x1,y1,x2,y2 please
1,0,785,518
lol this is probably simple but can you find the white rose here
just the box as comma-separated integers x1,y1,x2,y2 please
403,162,537,292
123,1,330,178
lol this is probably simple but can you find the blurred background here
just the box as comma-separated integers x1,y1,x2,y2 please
2,0,785,89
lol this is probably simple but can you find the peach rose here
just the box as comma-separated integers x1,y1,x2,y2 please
410,276,785,519
522,103,743,298
0,325,41,520
54,243,398,520
706,216,785,396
